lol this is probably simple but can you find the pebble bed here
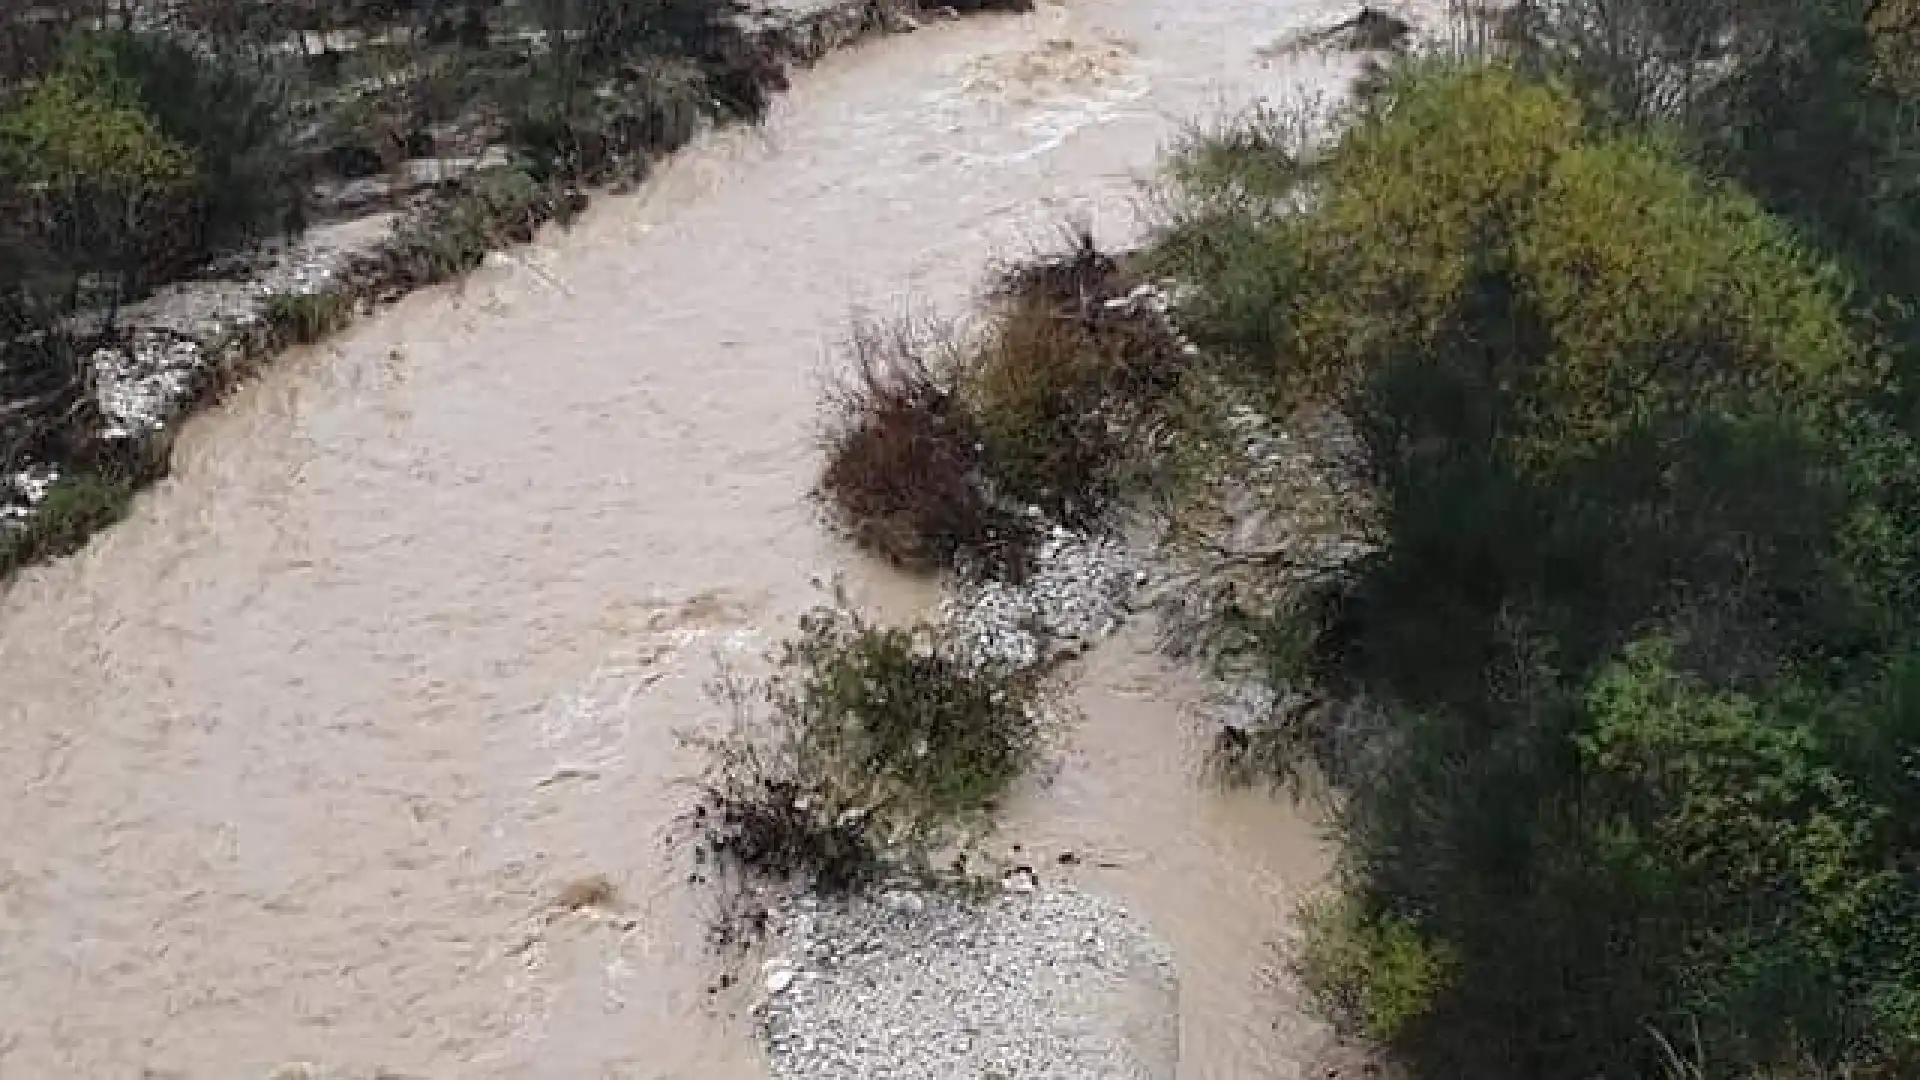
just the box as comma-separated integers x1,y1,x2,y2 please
761,886,1178,1080
940,525,1142,671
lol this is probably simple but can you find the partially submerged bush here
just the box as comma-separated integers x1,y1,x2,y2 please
1269,7,1415,57
502,56,712,182
816,318,1024,574
818,232,1201,573
683,602,1061,891
383,164,562,286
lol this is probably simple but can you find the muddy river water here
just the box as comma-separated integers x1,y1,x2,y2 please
0,2,1386,1076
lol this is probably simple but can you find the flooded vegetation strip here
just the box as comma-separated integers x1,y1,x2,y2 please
770,2,1920,1078
0,0,1033,582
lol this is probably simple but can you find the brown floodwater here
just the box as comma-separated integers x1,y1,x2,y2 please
0,2,1396,1076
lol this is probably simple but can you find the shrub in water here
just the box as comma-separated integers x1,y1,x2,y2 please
1296,894,1457,1045
817,318,1026,574
684,602,1060,890
384,164,552,286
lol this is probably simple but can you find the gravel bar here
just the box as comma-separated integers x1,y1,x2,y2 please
761,887,1179,1080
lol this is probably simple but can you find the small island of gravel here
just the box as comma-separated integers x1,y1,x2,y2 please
759,887,1180,1080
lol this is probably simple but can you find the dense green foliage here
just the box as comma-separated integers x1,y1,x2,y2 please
1500,0,1920,418
83,33,304,256
1142,34,1920,1080
686,602,1060,890
0,67,198,308
0,30,301,312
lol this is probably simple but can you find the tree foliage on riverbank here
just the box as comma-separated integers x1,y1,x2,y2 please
1130,4,1920,1078
0,0,792,469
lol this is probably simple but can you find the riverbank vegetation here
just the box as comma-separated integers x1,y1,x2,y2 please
814,1,1920,1076
815,230,1197,576
0,0,787,575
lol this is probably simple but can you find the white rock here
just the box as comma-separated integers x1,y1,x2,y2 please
881,890,926,913
765,967,797,995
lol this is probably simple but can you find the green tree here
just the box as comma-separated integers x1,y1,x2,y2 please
1148,62,1920,1079
0,70,198,313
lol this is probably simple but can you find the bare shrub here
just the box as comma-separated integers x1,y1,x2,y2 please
817,317,1028,574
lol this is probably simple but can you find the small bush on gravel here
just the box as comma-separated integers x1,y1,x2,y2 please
683,601,1062,891
816,318,1027,575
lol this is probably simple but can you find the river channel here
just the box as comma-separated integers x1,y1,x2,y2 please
0,2,1386,1076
